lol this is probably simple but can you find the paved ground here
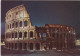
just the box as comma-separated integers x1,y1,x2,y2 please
1,45,80,56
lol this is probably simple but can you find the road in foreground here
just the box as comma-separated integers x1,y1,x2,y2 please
1,45,80,56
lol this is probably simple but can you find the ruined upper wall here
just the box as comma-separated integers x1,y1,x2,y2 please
45,24,75,33
5,5,29,22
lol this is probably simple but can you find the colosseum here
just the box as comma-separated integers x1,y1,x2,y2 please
5,5,76,51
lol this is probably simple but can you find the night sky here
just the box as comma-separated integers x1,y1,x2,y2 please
1,1,80,35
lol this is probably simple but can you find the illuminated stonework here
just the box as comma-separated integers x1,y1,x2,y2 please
5,5,76,51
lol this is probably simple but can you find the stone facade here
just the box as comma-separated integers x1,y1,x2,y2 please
36,24,76,50
5,5,76,51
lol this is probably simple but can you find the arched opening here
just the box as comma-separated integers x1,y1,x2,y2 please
15,32,17,38
9,33,11,38
20,21,22,27
12,33,14,38
15,43,17,49
12,23,14,28
15,22,18,28
8,25,9,29
36,43,40,50
19,32,22,38
19,43,22,50
24,32,27,38
30,31,33,38
30,43,33,50
23,43,27,49
42,33,46,37
24,21,27,26
10,24,11,28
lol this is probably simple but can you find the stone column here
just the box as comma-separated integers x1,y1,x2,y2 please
27,42,29,50
40,43,42,50
22,31,24,50
40,43,45,51
23,19,24,28
35,31,37,39
28,30,30,39
65,33,67,49
33,43,36,50
22,42,24,50
17,31,19,50
33,31,35,38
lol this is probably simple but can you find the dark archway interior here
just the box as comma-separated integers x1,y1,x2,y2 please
30,32,33,37
30,43,33,50
36,43,40,50
24,43,27,49
15,43,17,49
19,43,22,50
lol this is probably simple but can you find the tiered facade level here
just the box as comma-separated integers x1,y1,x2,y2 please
5,5,76,51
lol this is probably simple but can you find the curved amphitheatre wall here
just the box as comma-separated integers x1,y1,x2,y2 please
5,5,37,50
5,5,76,51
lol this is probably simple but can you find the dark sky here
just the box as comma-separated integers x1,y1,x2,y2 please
1,1,80,35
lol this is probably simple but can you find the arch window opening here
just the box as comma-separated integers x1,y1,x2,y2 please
19,32,22,38
20,21,22,27
24,32,27,38
15,43,17,49
15,22,18,28
24,21,27,26
15,32,17,38
12,33,14,38
30,43,33,50
36,43,40,50
9,33,11,38
24,43,27,49
42,33,46,37
30,31,33,38
10,24,11,28
19,43,22,50
8,25,9,29
12,23,14,28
